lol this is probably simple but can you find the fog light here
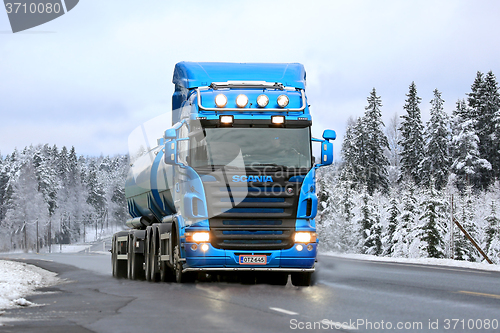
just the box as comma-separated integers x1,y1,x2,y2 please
296,244,303,251
191,244,198,251
201,244,209,252
257,94,269,108
277,94,289,108
307,244,313,251
236,94,249,108
215,94,227,108
271,116,285,125
220,115,234,125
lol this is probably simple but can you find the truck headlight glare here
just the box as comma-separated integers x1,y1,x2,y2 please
257,94,269,107
294,232,316,243
271,116,285,125
186,232,210,243
215,94,228,108
236,94,249,108
277,95,289,108
220,115,234,125
201,244,209,252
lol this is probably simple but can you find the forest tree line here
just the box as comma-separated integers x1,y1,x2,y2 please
0,144,129,251
317,71,500,264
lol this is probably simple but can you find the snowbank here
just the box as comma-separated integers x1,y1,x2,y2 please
322,252,500,272
0,260,61,311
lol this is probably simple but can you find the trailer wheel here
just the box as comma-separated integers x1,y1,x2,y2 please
291,272,313,286
128,235,145,280
145,229,160,282
144,229,153,281
112,239,127,279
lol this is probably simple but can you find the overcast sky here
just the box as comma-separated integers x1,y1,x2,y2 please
1,0,500,158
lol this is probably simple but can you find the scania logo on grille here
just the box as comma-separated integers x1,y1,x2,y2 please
286,187,294,194
232,175,274,182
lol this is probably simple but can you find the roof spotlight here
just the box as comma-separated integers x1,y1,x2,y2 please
215,94,228,108
257,94,269,108
277,95,289,108
236,94,249,108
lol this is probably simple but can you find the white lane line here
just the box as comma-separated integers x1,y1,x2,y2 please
269,307,298,315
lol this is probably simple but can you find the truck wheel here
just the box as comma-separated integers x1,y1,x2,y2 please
144,230,153,281
173,244,193,283
112,237,128,279
291,272,313,286
160,261,175,282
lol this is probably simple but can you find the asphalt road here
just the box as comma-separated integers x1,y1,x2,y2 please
1,249,500,333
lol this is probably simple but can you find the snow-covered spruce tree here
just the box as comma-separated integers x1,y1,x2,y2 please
485,201,500,255
418,180,446,258
392,180,418,257
421,89,451,190
362,88,390,195
358,188,382,255
383,191,400,256
399,82,425,185
33,144,59,216
340,117,364,187
467,71,500,187
450,116,491,191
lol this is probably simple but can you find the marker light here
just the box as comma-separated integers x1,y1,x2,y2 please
257,94,269,108
215,94,228,108
185,232,210,243
271,116,285,125
277,95,289,108
294,232,317,243
236,94,249,108
220,115,234,125
201,244,209,252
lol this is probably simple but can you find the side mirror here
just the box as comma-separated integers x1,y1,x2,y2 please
323,129,336,141
164,140,177,165
318,140,333,166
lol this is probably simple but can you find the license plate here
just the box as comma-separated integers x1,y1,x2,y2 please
239,255,267,265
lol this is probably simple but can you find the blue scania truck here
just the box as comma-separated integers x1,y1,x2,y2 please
111,62,335,286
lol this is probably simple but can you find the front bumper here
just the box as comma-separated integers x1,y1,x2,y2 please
182,242,317,273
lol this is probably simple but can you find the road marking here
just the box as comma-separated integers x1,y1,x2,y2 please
321,319,357,330
458,290,500,300
269,307,298,315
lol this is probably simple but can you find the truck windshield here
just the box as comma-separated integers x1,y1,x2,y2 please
189,127,311,169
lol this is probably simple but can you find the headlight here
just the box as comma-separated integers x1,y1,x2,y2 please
220,115,234,125
294,232,316,243
185,232,210,243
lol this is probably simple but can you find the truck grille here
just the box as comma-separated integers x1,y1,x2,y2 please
203,170,302,250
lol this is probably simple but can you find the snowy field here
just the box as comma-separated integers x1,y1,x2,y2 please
0,260,61,312
323,252,500,272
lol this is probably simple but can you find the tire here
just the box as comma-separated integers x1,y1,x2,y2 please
144,229,152,281
129,235,145,280
291,272,313,286
160,260,175,282
173,243,193,283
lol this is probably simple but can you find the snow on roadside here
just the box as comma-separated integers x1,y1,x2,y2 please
322,252,500,272
0,260,61,311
